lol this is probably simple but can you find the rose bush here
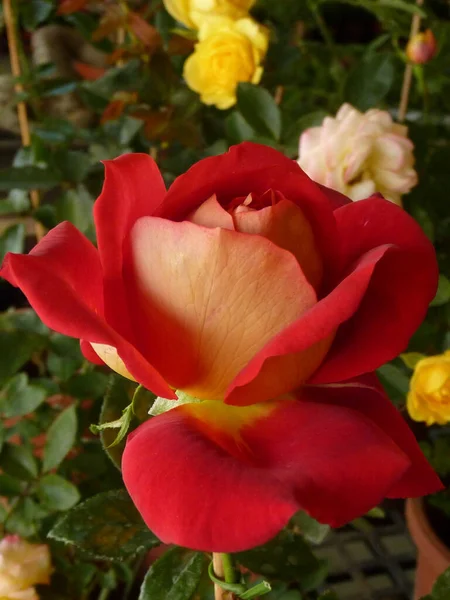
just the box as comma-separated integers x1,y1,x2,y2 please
0,142,441,552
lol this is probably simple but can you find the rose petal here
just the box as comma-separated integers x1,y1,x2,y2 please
187,194,234,229
129,218,316,399
122,388,425,552
310,196,438,383
232,197,323,289
160,142,339,283
0,222,173,397
303,373,442,497
94,153,166,339
226,244,392,403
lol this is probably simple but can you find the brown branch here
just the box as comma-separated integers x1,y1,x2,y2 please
398,0,424,123
3,0,44,240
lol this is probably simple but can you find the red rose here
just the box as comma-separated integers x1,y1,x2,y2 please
1,143,441,552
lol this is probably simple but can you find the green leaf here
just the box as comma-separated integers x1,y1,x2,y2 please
43,404,78,473
377,363,410,395
49,489,160,560
55,186,94,233
237,528,327,592
0,473,23,496
0,191,30,215
421,566,450,599
53,151,92,184
20,0,53,29
292,511,330,545
344,54,395,111
225,111,255,143
0,166,61,190
66,372,109,399
237,83,282,140
139,547,204,600
0,224,25,263
0,443,38,480
400,352,425,369
0,330,47,387
0,373,47,417
37,473,80,511
430,275,450,307
119,117,143,145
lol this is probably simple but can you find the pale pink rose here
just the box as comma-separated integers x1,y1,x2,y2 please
298,103,418,205
0,536,52,600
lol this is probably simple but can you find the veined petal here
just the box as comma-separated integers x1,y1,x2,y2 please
232,198,323,289
0,222,173,398
129,218,316,399
226,244,392,401
122,388,430,552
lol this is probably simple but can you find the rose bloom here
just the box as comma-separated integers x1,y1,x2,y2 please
1,143,441,552
183,16,268,109
298,103,418,205
407,351,450,426
406,29,437,65
163,0,255,29
0,536,52,600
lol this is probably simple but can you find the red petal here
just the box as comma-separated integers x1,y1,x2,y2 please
80,340,105,365
311,196,439,383
122,390,428,552
303,373,442,497
317,183,352,209
160,142,339,285
0,222,173,398
94,154,166,340
226,244,391,403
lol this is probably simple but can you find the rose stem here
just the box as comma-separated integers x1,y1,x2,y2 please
3,0,44,241
398,0,424,123
213,553,236,600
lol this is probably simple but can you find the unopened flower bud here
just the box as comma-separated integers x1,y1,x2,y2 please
406,29,437,64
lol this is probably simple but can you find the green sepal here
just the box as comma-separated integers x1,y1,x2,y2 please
91,404,133,448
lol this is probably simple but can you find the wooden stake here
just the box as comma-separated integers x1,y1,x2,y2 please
3,0,44,240
398,0,424,123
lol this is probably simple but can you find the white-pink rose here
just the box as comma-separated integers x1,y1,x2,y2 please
0,536,52,600
298,103,418,205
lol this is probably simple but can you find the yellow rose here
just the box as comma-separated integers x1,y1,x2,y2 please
0,536,52,600
164,0,256,30
183,17,268,110
407,351,450,425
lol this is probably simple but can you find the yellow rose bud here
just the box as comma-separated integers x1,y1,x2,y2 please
163,0,256,30
406,29,437,65
0,536,52,600
407,351,450,425
183,16,268,110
